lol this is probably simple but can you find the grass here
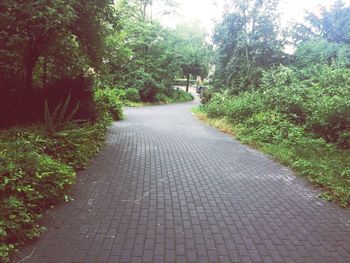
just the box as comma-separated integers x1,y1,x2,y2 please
193,106,350,207
192,107,238,136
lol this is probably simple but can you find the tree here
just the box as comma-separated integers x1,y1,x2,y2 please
0,0,120,125
117,0,178,23
212,0,284,93
106,2,210,100
294,39,350,68
175,23,211,92
0,1,75,91
293,1,350,46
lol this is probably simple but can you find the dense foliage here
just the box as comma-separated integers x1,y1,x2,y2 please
0,0,208,260
0,0,118,127
0,113,113,262
0,0,202,129
103,2,210,101
212,0,284,93
201,0,350,206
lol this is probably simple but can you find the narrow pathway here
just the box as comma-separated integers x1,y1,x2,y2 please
20,100,350,263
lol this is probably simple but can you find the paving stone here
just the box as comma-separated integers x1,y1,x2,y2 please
17,99,350,262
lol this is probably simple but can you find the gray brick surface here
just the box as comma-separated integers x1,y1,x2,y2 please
18,99,350,262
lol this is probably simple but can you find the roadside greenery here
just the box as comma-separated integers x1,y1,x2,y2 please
0,0,205,260
200,0,350,206
3,0,349,260
0,0,201,129
0,113,113,261
195,106,350,206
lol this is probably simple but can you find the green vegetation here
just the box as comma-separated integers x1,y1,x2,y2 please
0,0,203,130
200,0,350,207
0,114,112,261
0,0,208,261
2,0,349,260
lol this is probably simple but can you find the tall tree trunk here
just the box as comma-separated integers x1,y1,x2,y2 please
186,73,190,93
25,60,35,91
143,2,147,21
20,46,38,121
243,8,249,65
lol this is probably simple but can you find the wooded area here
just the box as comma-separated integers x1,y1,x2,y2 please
200,0,350,207
1,0,350,261
0,0,210,128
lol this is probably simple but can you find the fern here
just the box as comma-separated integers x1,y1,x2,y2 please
51,100,63,121
56,93,71,125
44,100,54,134
65,101,80,123
43,93,80,134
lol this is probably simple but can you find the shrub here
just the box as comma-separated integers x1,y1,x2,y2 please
139,79,162,102
164,88,193,103
235,111,307,144
201,93,226,118
0,112,111,262
200,88,215,105
94,88,124,121
43,123,110,170
199,64,350,206
154,93,170,103
306,93,350,147
224,92,265,123
175,90,194,102
202,91,264,122
261,65,350,147
44,75,97,121
125,88,140,102
0,75,97,129
0,137,75,262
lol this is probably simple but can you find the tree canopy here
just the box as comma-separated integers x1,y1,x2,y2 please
211,0,284,94
0,0,211,126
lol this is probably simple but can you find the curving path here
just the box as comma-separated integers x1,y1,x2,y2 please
19,98,350,263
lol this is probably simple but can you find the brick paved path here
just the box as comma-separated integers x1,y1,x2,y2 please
20,100,350,263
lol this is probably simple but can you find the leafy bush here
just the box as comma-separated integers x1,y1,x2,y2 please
94,88,124,121
197,106,350,206
0,112,112,262
261,65,350,147
202,91,264,122
151,88,193,104
154,93,170,103
139,79,163,102
199,64,350,205
0,137,75,262
125,88,140,102
200,88,215,105
165,88,193,103
45,76,97,121
236,111,306,144
0,76,97,129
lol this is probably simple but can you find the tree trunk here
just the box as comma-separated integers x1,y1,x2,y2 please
186,73,190,93
19,45,39,121
25,47,38,91
243,9,249,65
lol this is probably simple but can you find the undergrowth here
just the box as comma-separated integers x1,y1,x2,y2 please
0,95,118,262
194,107,350,207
